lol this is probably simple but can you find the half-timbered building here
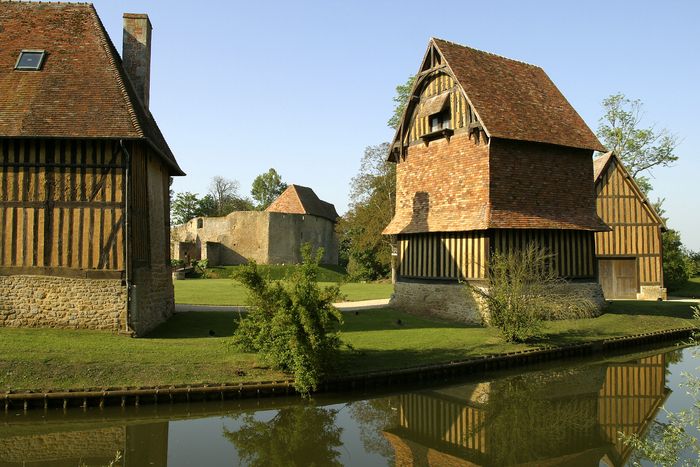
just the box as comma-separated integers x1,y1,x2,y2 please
383,38,608,322
594,152,666,300
0,3,184,335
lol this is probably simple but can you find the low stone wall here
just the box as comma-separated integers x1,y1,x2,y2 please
638,285,668,301
390,280,607,324
0,275,127,331
390,281,487,324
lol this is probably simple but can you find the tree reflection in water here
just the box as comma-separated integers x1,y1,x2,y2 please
349,397,401,459
224,405,343,466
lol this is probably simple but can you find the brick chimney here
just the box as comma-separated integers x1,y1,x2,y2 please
122,13,152,108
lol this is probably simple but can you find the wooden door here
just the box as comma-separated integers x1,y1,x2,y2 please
598,259,638,299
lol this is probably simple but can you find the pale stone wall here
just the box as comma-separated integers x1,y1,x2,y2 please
637,285,668,301
390,280,607,325
171,211,338,265
390,281,486,324
0,275,127,330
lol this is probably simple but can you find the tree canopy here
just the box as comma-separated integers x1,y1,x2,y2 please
337,143,395,280
597,93,679,194
387,75,415,130
251,168,287,210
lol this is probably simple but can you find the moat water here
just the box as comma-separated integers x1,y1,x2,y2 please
1,344,697,466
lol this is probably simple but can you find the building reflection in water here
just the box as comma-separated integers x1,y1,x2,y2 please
383,353,669,466
0,350,672,466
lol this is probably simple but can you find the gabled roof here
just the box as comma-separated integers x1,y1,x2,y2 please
266,185,339,222
393,38,605,153
593,152,666,229
0,2,184,175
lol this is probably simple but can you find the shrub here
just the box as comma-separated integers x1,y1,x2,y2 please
170,259,184,269
232,244,343,395
469,244,596,343
663,230,695,290
193,259,209,278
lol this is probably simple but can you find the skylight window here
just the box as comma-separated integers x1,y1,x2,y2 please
15,50,46,71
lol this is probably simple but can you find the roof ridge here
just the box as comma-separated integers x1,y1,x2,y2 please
87,3,143,137
431,37,541,69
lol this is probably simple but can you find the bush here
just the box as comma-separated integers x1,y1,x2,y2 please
663,230,695,290
232,244,343,395
469,244,596,343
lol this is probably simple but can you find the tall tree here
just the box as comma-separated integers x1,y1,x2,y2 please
171,192,204,225
208,176,241,216
597,93,679,194
251,168,287,210
387,75,415,130
337,143,395,279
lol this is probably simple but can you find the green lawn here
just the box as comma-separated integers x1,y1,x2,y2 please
671,276,700,298
174,279,394,305
0,300,696,391
205,264,347,282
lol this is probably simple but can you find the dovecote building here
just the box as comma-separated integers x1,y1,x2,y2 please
0,3,184,335
384,38,608,322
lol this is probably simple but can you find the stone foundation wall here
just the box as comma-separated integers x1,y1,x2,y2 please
390,280,607,324
637,285,668,301
0,275,127,331
390,281,486,324
130,266,174,336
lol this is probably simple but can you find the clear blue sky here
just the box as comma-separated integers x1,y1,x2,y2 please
93,0,699,250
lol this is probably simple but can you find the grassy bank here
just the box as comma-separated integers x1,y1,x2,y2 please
174,279,393,305
0,300,696,391
205,264,347,281
671,276,700,298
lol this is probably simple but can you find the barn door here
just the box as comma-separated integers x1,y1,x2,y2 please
598,259,638,299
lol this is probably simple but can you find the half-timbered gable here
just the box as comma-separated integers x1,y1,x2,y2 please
593,152,666,299
0,3,183,335
384,38,607,322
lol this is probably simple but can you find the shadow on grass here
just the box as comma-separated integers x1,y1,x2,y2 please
146,312,239,339
605,300,697,319
340,308,481,332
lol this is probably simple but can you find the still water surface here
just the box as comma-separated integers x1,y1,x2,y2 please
1,345,697,466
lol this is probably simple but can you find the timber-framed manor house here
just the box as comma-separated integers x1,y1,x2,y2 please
384,38,613,322
0,3,183,335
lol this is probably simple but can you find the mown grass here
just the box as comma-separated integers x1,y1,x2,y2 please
670,276,700,299
205,264,347,281
0,300,696,391
174,279,393,305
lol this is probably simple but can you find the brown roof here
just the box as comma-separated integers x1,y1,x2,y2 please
432,38,606,152
266,185,339,222
0,2,183,175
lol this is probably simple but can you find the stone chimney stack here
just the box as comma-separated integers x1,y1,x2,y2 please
122,13,152,108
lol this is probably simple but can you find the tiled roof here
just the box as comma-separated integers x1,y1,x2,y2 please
266,185,339,222
0,2,183,175
432,38,606,152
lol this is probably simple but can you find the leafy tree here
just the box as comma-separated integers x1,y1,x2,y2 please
251,168,287,210
337,142,395,280
232,244,343,395
470,244,597,343
171,192,204,225
224,406,343,466
662,229,695,290
597,93,679,194
387,75,415,130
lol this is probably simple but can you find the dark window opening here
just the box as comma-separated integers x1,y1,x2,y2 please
197,218,203,228
430,110,451,132
15,50,46,71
